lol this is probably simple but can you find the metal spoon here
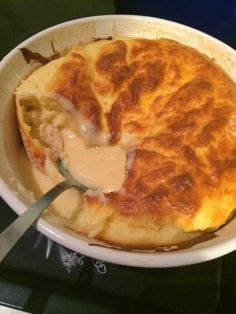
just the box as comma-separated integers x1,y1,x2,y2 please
0,160,88,263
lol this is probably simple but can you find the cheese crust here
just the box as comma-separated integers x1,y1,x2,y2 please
16,38,236,248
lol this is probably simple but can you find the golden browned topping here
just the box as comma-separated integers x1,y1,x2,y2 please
49,39,236,221
16,38,236,247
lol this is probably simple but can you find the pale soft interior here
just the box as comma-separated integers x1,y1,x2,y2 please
23,95,126,187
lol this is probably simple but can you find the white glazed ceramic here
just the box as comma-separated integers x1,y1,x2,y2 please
0,15,236,268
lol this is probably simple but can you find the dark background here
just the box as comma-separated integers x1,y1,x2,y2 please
1,0,236,60
116,0,236,49
0,1,236,313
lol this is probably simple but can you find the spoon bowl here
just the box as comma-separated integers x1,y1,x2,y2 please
56,159,88,191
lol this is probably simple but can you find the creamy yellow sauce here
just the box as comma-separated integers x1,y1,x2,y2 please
18,123,129,216
18,149,82,220
16,60,136,217
62,128,126,192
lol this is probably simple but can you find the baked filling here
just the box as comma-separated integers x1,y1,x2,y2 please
15,37,236,248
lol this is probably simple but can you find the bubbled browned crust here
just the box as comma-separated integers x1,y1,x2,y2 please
49,38,236,221
48,51,102,129
17,38,236,246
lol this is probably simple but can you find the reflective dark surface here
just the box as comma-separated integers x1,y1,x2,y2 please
1,197,236,313
1,1,236,313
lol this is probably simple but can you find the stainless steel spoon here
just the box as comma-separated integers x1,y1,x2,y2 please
0,160,88,263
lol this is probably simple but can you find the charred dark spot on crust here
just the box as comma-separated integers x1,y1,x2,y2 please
92,36,113,42
19,47,60,65
129,76,143,105
96,41,127,72
169,117,196,132
146,185,169,204
182,145,201,166
197,116,228,146
170,173,194,192
112,64,135,89
154,133,182,149
210,158,236,176
106,101,122,144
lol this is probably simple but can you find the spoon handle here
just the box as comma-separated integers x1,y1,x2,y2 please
0,179,75,263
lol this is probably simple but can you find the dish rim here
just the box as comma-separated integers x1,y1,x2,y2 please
1,14,236,268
